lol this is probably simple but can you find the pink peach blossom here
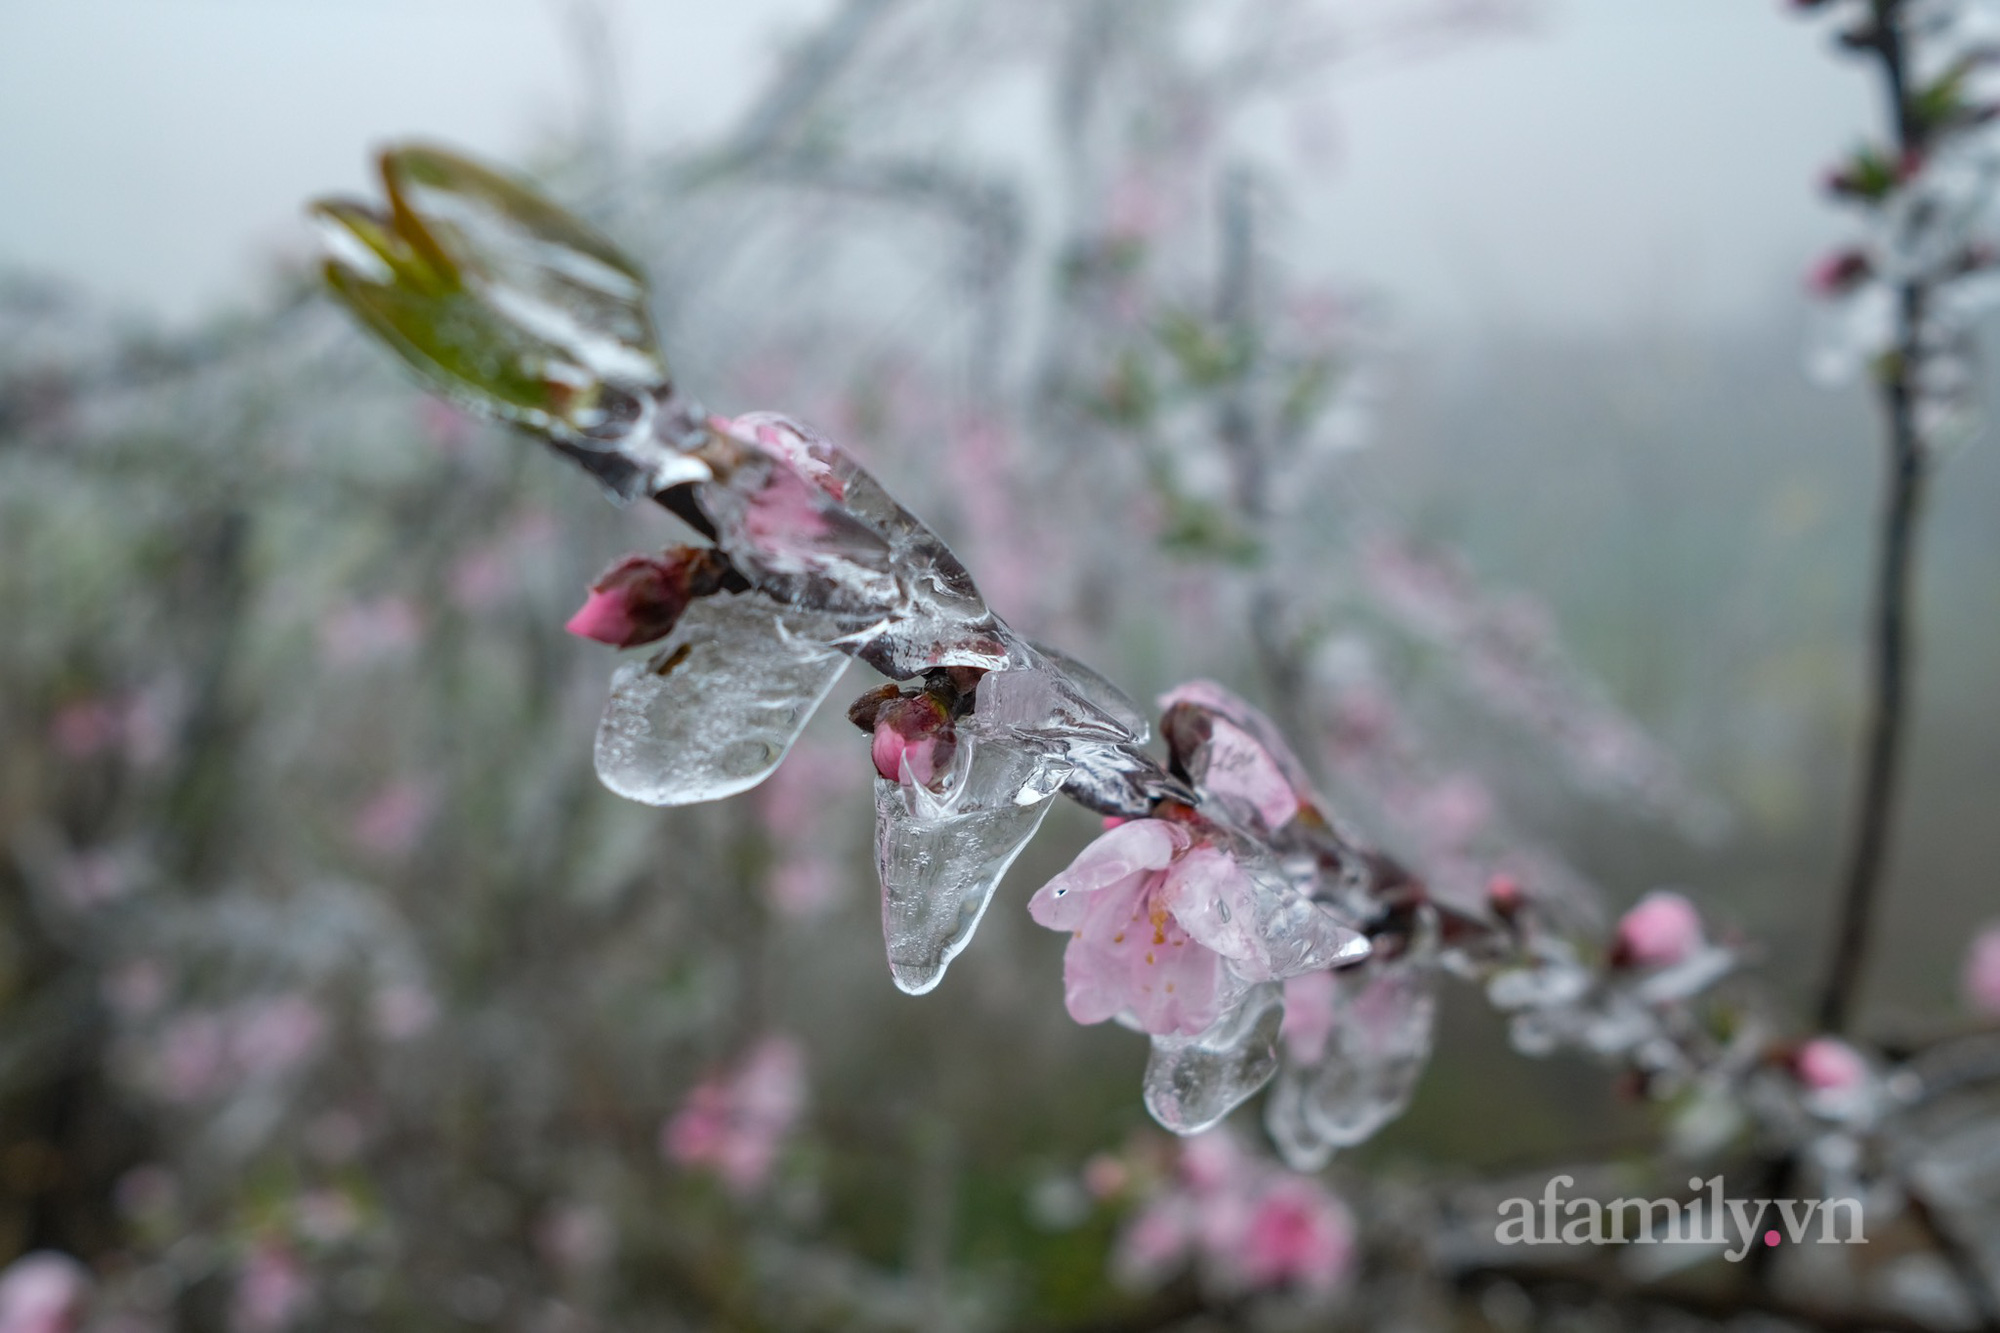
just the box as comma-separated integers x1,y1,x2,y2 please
1027,819,1229,1037
1229,1177,1355,1293
1965,923,2000,1017
663,1036,807,1195
564,548,731,649
1614,890,1704,968
869,694,956,786
1796,1037,1868,1093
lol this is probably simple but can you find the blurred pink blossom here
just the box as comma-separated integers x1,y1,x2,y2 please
1965,923,2000,1017
351,781,435,860
448,546,514,611
1228,1177,1355,1294
766,858,841,919
662,1036,807,1195
0,1251,89,1333
1614,890,1704,969
1796,1037,1868,1093
319,597,422,668
231,1242,309,1333
1083,1153,1129,1201
1279,970,1339,1065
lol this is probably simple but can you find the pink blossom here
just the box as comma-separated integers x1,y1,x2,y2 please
1157,681,1313,829
1113,1197,1195,1289
229,994,325,1077
1229,1177,1354,1293
350,780,434,859
1279,970,1339,1065
0,1251,89,1333
564,548,730,649
1614,890,1704,968
1965,923,2000,1017
1796,1037,1868,1093
869,693,956,786
1414,774,1494,853
1027,819,1230,1036
662,1036,807,1195
231,1242,309,1333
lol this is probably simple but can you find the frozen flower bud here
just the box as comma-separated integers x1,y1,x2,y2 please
1965,922,2000,1017
1794,1036,1868,1092
564,547,733,649
1612,890,1704,968
1823,147,1899,202
1807,248,1873,297
869,693,957,786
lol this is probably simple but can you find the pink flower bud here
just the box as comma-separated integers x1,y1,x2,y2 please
564,547,731,649
1807,248,1873,297
1795,1036,1867,1092
1486,873,1523,917
1613,890,1704,968
1965,923,2000,1017
869,694,957,786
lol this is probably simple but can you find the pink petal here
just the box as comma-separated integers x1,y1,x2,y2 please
564,585,640,645
1061,879,1228,1035
1200,719,1300,828
1615,890,1704,968
1796,1037,1867,1092
1027,819,1185,930
1965,923,2000,1017
1158,845,1262,962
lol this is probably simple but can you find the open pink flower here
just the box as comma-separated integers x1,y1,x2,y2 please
1031,819,1363,1037
1613,890,1704,968
1028,819,1235,1036
0,1252,89,1333
1965,923,2000,1017
662,1036,807,1195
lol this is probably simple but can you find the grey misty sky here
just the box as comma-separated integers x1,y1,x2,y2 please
0,0,1871,337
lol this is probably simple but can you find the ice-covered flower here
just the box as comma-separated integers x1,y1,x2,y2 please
662,1035,807,1195
850,687,958,787
1613,890,1704,968
1029,818,1360,1037
564,548,734,649
1965,922,2000,1017
0,1252,89,1333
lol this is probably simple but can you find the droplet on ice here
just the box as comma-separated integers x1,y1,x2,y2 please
594,594,847,806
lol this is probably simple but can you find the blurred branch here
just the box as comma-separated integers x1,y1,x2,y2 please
1817,0,1930,1037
